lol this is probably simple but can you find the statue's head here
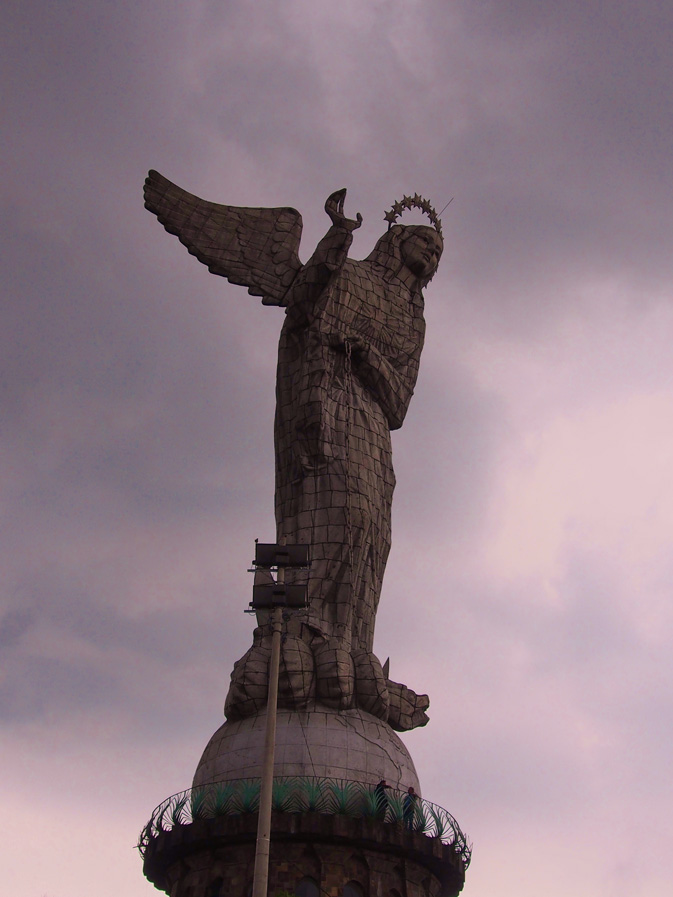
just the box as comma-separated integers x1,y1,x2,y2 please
369,194,444,288
400,225,443,281
367,224,443,289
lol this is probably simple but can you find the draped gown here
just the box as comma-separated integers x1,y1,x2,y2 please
274,224,426,658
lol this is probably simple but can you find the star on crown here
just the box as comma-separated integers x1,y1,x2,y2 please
384,194,442,237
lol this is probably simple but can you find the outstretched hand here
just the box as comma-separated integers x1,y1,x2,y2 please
325,188,362,231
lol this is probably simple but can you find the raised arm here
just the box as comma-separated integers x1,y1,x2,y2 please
285,190,361,323
314,188,362,270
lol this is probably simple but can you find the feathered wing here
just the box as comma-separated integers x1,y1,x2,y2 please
143,169,303,306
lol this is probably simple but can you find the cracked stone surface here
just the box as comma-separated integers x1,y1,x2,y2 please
193,704,421,794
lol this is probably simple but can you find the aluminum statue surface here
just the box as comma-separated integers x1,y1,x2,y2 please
144,173,443,731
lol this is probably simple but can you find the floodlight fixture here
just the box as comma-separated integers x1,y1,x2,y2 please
253,542,309,569
251,583,308,610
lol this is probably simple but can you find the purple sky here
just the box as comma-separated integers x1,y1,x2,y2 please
3,2,673,895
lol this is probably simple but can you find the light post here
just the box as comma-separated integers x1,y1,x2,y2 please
249,542,309,897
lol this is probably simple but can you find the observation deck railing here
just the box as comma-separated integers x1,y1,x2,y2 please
138,776,471,868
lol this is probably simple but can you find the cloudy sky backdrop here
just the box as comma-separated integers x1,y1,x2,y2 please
3,2,673,896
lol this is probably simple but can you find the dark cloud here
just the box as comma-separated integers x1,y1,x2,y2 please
3,1,672,895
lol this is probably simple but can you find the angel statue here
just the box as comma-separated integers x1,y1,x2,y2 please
144,172,444,730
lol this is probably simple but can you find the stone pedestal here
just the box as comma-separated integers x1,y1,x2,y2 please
140,704,468,897
143,812,466,897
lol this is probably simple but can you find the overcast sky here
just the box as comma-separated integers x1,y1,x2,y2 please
3,2,673,896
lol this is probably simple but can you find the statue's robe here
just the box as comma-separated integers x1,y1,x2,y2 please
275,227,426,657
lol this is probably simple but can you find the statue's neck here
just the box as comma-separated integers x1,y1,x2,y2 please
393,263,421,293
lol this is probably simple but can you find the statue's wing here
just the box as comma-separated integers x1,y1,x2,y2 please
144,169,303,306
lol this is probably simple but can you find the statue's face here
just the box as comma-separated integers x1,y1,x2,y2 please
400,227,443,279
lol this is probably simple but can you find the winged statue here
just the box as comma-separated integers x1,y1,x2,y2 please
144,170,444,730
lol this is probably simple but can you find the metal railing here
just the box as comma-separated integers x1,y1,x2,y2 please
138,776,471,867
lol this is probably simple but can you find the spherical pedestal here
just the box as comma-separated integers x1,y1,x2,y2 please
193,703,421,793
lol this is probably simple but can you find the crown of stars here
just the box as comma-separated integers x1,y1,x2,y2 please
383,194,442,236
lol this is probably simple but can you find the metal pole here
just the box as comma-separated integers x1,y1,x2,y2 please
251,599,283,897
